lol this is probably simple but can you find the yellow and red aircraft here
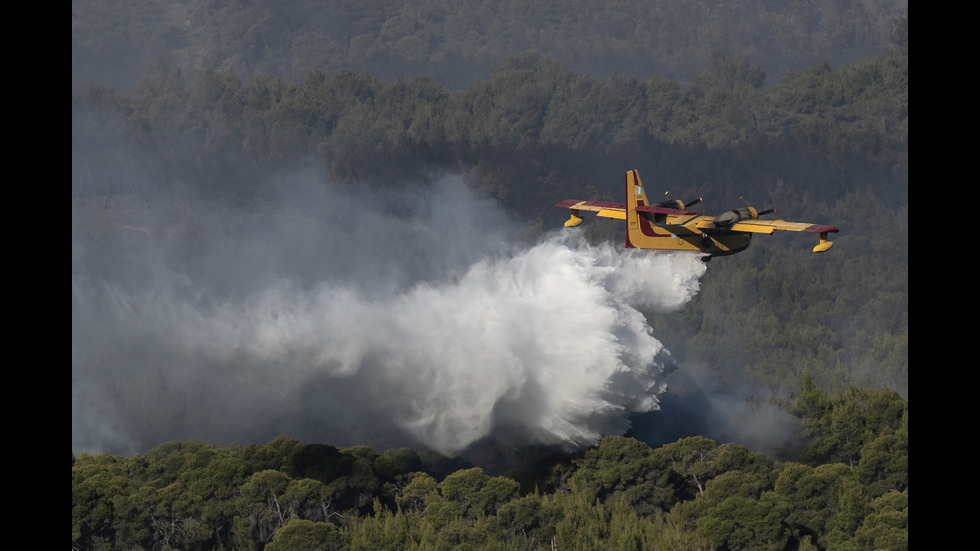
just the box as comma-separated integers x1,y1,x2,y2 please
556,170,838,260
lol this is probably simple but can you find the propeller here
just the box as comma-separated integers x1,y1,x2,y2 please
661,191,703,211
738,196,774,219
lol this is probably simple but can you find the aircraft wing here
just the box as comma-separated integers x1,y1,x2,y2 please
723,219,840,252
555,200,628,222
727,219,840,235
555,199,695,226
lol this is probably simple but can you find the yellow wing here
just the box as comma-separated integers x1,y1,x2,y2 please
554,200,626,226
555,199,696,226
725,219,839,252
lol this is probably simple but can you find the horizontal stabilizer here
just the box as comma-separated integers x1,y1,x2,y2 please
555,199,694,216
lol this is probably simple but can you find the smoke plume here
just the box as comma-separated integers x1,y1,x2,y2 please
72,175,706,455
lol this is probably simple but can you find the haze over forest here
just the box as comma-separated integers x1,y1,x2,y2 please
73,0,906,89
72,1,907,549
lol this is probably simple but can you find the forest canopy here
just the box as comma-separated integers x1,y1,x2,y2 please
72,381,908,550
73,3,907,549
74,40,907,395
72,0,907,89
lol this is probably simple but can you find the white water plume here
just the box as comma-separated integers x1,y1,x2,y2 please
71,176,706,455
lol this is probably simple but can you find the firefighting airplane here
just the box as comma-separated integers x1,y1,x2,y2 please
556,170,838,260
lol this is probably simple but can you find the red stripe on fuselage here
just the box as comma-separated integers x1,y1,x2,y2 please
635,200,672,238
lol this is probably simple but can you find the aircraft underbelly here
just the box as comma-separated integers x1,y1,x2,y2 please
628,230,749,253
698,232,751,254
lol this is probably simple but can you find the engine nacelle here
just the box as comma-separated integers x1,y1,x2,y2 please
713,207,759,227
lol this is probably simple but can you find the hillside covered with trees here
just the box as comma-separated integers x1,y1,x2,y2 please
73,1,907,549
74,39,907,394
73,0,906,89
73,381,907,550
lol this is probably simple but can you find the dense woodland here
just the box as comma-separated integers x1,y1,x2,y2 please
73,380,907,550
74,43,908,394
73,1,907,549
72,0,906,88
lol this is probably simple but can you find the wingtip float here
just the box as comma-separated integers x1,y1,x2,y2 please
556,170,839,261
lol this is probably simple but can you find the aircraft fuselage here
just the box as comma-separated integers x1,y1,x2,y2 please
626,210,751,255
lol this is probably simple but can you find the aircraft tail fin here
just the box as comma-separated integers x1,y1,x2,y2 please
624,170,649,248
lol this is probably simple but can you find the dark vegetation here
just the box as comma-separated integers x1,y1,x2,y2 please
74,42,908,394
73,1,907,548
72,0,905,89
72,381,907,550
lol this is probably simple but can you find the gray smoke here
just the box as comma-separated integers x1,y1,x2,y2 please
72,175,707,455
